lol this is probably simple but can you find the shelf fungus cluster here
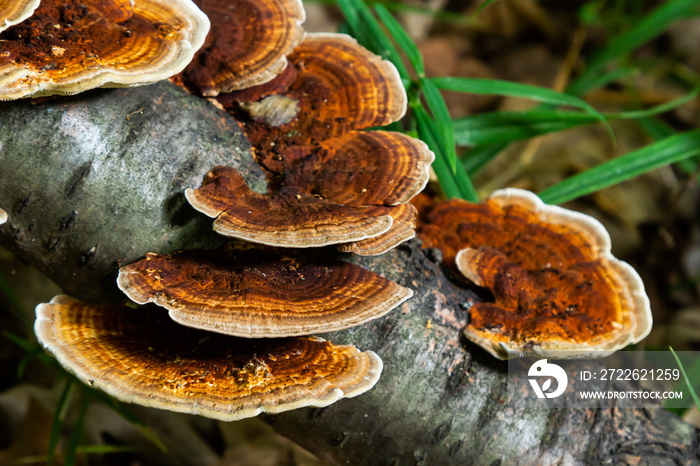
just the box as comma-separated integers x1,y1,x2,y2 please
184,32,432,256
0,0,210,100
28,0,428,421
418,188,652,360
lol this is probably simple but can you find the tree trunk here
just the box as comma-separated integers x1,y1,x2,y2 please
0,82,697,465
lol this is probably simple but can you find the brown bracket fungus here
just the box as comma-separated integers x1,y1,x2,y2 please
182,0,305,96
283,131,434,207
339,203,419,256
0,0,210,100
181,31,430,255
117,249,413,337
221,32,408,156
22,0,420,424
185,166,395,247
35,295,382,421
0,0,39,33
186,130,433,252
418,188,652,359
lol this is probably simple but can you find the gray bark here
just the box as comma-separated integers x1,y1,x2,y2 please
1,82,698,465
0,82,265,302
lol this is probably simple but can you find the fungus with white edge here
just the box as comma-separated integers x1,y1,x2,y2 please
117,248,413,338
0,0,210,100
0,0,39,33
187,34,430,254
35,295,382,421
418,188,652,359
182,0,305,96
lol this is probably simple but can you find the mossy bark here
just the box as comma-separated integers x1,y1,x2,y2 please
0,83,697,465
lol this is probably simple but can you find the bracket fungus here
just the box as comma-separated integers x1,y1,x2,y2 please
0,207,6,225
418,188,652,359
182,0,305,96
224,33,408,154
185,34,430,254
185,166,395,247
0,0,39,33
35,296,382,421
117,249,413,338
27,0,421,422
186,130,433,251
0,0,210,100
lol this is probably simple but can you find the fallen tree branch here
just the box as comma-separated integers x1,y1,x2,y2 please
0,83,697,465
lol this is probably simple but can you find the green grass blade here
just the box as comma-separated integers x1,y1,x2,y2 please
539,130,700,204
314,0,471,24
65,391,91,466
454,110,596,146
375,5,425,76
2,331,35,352
569,0,700,95
415,105,478,201
17,347,45,378
346,0,410,79
669,347,700,412
431,77,611,136
337,0,386,60
455,89,698,147
636,116,700,175
453,161,479,202
421,77,456,170
606,88,699,119
635,116,675,141
77,445,136,455
414,106,460,199
336,0,360,33
3,331,59,370
85,387,169,453
572,67,637,95
48,379,75,465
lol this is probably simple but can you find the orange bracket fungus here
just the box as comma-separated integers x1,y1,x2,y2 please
224,33,408,155
35,296,382,421
283,131,433,207
418,188,652,359
117,249,413,337
185,35,429,254
0,0,210,100
0,207,6,225
338,203,419,256
26,0,420,423
0,0,39,33
186,130,433,252
183,0,305,96
185,166,395,247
